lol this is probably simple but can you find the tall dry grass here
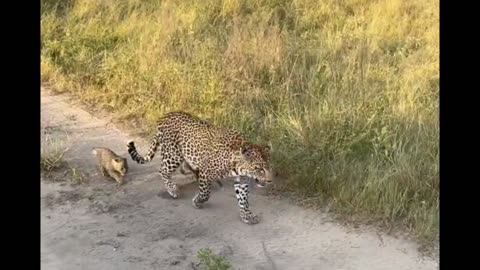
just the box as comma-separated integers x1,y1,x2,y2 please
41,0,439,244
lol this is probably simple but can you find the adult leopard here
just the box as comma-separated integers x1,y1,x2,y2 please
127,111,273,224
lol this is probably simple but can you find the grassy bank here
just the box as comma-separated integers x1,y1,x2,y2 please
41,0,439,244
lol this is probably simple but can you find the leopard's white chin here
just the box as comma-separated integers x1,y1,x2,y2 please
255,178,266,188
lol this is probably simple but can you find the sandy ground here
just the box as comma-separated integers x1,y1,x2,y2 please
41,90,438,270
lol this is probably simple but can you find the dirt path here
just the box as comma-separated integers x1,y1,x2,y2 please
41,90,438,270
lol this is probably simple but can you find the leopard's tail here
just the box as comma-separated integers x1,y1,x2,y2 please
127,133,160,164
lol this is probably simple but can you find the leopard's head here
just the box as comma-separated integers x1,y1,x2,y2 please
235,142,273,188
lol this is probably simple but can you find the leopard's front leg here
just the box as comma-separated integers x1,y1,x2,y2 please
234,178,258,224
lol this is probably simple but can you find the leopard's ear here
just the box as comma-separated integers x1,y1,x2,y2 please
263,142,273,152
240,143,254,158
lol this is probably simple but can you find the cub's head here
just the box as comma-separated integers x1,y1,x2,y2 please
112,157,128,176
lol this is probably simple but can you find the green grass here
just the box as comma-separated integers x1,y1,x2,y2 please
197,248,232,270
41,0,439,245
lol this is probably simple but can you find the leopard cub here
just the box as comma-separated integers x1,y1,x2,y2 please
92,147,128,185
